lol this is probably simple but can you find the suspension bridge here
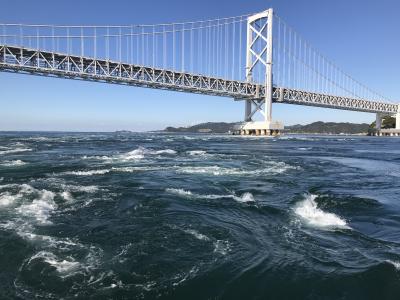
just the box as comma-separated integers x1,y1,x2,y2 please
0,9,398,135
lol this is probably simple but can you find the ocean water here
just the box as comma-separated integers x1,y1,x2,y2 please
1,132,400,299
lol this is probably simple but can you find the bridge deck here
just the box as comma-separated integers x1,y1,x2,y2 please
0,45,397,114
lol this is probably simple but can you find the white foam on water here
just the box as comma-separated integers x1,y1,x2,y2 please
53,181,100,194
61,191,74,201
13,142,27,147
183,136,196,140
264,161,300,174
111,166,161,173
213,240,231,255
28,251,80,274
166,188,255,204
64,169,110,176
172,266,199,287
184,229,210,241
0,148,32,155
16,189,56,224
0,184,58,225
0,183,34,206
297,147,312,151
0,160,27,166
112,147,177,162
82,155,112,160
117,148,146,161
71,185,99,193
386,260,400,270
233,192,255,203
20,231,79,249
166,188,193,196
0,192,17,206
175,162,298,176
15,228,104,279
187,150,209,156
82,147,177,163
25,136,55,142
294,194,349,229
176,166,243,176
280,136,320,142
154,149,176,155
0,184,106,282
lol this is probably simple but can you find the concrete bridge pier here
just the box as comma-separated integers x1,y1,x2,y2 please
374,106,400,137
235,121,284,136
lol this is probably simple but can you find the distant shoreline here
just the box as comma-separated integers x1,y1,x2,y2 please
162,121,372,135
0,121,373,135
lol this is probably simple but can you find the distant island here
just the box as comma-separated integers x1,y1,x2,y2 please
163,121,372,135
115,130,133,134
164,122,240,134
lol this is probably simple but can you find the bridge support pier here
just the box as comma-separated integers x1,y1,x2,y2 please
396,105,400,130
373,110,400,137
235,121,284,136
376,113,382,130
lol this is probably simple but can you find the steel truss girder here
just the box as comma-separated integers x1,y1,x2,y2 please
0,45,259,100
0,44,397,115
273,87,397,114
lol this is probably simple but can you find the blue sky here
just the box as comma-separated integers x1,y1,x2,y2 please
1,0,399,131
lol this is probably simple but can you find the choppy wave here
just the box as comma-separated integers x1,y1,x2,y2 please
0,148,32,155
16,189,56,224
0,183,105,285
27,251,80,274
0,160,27,166
166,188,255,203
0,184,58,225
0,184,33,206
119,148,147,161
294,194,349,229
386,260,400,270
64,169,110,176
184,229,210,241
154,149,177,155
175,162,298,176
186,150,214,158
111,166,160,173
40,178,100,194
85,147,177,162
68,185,99,193
172,266,200,287
61,191,74,201
213,240,231,255
82,155,112,160
0,192,17,206
24,136,63,142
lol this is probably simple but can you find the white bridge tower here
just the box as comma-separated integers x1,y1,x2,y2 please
238,8,284,136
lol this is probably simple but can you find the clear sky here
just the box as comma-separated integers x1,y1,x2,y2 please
0,0,399,132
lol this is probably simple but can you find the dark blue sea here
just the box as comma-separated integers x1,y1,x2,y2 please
1,132,400,299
